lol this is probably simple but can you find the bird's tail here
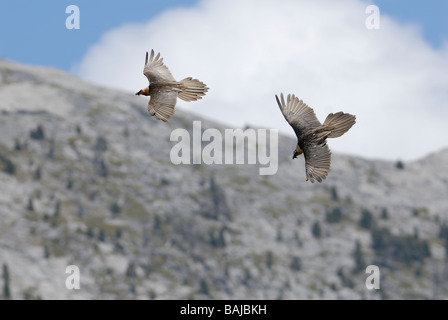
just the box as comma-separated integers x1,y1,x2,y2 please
178,77,209,102
323,112,356,138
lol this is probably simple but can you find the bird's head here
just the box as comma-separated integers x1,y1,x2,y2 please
292,145,303,159
136,86,150,96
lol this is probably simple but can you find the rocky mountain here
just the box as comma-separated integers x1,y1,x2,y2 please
0,58,447,300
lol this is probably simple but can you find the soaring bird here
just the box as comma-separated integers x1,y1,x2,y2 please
136,50,209,122
275,93,356,183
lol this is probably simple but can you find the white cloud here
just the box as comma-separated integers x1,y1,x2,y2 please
74,0,448,161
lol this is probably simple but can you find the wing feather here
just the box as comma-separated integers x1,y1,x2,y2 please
303,142,331,183
143,49,176,84
148,90,178,122
275,93,322,138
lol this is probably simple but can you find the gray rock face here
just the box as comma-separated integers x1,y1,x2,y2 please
0,58,447,300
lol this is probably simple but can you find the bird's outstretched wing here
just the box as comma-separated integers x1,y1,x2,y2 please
147,89,178,122
275,93,322,138
303,142,331,183
143,50,176,84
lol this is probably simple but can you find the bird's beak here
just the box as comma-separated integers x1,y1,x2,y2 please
293,145,303,159
136,87,150,96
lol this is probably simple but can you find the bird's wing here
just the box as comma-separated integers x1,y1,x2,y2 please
303,142,332,183
148,89,178,122
275,93,322,138
143,50,176,84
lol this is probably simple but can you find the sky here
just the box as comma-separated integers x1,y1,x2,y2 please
1,0,448,162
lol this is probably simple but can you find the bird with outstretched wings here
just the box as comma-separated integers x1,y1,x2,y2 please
136,50,208,122
276,93,356,183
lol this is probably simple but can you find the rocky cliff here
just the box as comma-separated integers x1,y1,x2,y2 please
0,58,447,299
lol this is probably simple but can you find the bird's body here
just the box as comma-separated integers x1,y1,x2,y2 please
276,93,356,183
136,50,208,122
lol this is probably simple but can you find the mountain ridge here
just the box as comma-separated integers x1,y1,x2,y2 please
0,58,447,300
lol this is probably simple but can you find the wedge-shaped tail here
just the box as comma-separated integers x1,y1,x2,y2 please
178,77,209,102
323,112,356,138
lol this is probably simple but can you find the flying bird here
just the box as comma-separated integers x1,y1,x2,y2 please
275,93,356,183
136,50,209,122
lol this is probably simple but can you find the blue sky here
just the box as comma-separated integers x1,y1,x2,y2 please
0,0,198,70
1,1,447,72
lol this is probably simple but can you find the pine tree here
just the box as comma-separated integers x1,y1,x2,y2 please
352,240,366,274
30,124,45,140
290,256,302,271
312,221,322,238
51,200,61,227
14,139,22,151
266,251,274,269
445,237,448,258
395,160,404,170
326,207,343,223
110,201,121,217
27,197,34,212
276,227,283,242
359,209,374,230
330,186,339,202
125,262,137,278
381,208,389,220
0,154,16,175
98,229,106,242
2,264,11,299
34,167,41,180
199,277,209,296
